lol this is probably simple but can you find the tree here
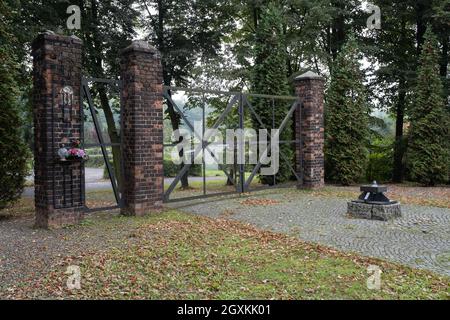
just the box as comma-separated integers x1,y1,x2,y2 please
139,0,234,189
367,0,417,183
9,0,138,191
407,28,449,185
76,0,138,191
251,3,293,185
0,1,30,209
325,36,369,185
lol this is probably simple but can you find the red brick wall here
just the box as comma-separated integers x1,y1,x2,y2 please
120,41,164,215
32,32,84,228
294,72,325,189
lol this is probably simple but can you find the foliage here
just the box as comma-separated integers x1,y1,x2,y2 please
325,36,370,185
366,138,394,183
0,2,30,209
407,28,449,186
251,3,293,185
139,0,234,188
4,0,450,189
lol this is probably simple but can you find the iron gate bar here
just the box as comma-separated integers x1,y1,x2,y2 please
164,104,237,201
164,86,241,96
164,86,298,100
243,96,302,187
202,92,206,196
162,86,302,203
244,98,301,190
163,90,239,200
238,93,245,193
82,78,121,206
245,93,298,100
165,190,240,204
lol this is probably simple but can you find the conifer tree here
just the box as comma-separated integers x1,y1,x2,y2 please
325,36,370,185
407,28,449,186
0,2,30,209
251,3,293,185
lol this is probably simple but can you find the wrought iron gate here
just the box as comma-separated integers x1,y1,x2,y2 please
162,86,303,203
81,77,123,212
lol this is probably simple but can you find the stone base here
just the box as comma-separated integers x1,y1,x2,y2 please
121,202,162,216
35,207,85,229
347,201,401,221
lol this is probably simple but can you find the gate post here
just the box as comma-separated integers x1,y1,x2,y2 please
32,31,84,228
294,71,325,189
120,40,163,216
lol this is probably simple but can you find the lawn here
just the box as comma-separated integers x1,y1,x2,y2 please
5,210,449,300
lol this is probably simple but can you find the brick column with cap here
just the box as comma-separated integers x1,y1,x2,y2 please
294,71,325,189
32,31,84,228
120,40,164,216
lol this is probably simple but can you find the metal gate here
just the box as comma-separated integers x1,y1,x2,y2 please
81,77,123,212
162,86,303,203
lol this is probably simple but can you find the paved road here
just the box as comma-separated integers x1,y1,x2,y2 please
23,168,227,197
169,189,450,276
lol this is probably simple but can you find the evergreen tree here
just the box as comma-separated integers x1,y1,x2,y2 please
407,28,449,186
325,36,370,185
0,1,30,209
251,3,293,185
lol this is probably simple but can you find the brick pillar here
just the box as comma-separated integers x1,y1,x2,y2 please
120,40,163,216
294,71,325,189
32,31,84,228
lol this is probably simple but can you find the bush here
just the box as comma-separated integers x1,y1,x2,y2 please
0,48,30,210
365,138,394,183
325,36,370,185
406,29,449,185
366,152,392,183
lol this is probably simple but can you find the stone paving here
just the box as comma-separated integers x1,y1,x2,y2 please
169,189,450,276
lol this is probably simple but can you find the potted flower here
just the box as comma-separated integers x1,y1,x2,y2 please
58,140,88,161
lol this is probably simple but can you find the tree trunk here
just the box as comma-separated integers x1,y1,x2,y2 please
440,36,449,104
330,1,346,61
156,0,189,189
97,85,122,190
440,37,448,78
165,88,189,189
415,1,431,56
226,166,235,186
393,88,406,183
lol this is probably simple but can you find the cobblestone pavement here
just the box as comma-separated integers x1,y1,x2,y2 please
169,189,450,276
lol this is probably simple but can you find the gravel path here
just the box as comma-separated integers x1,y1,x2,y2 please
169,189,450,276
0,211,141,295
2,188,449,295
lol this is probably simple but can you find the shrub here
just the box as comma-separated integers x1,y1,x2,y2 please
0,47,30,210
325,36,370,185
406,28,449,185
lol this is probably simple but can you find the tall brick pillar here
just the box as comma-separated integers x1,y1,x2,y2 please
120,40,163,216
294,71,325,189
32,31,84,228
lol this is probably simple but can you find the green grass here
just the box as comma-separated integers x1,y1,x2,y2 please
13,211,449,300
0,197,34,220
